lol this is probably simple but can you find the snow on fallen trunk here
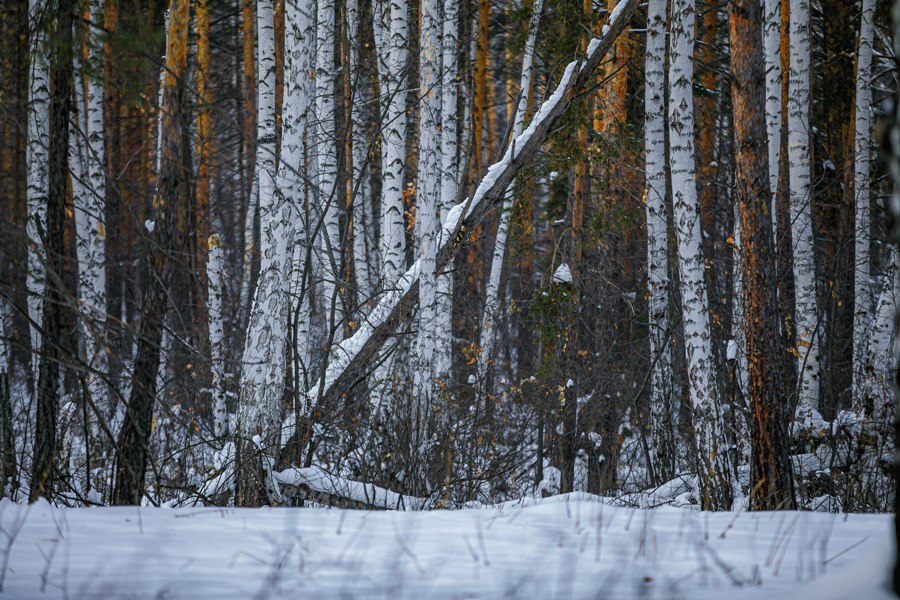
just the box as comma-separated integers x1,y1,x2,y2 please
273,465,429,510
284,0,640,453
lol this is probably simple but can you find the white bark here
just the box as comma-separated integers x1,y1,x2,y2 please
435,0,460,379
863,250,897,418
370,0,409,414
208,234,227,438
478,0,543,386
413,0,442,440
852,0,876,413
74,0,110,418
26,0,51,393
668,0,730,500
788,0,821,420
764,0,781,232
376,0,408,286
316,0,343,337
644,0,673,478
238,0,309,449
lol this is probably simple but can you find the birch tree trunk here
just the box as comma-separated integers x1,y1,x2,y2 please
764,0,781,227
643,0,673,483
435,0,459,380
412,0,442,454
788,0,822,424
668,0,732,508
26,0,51,395
729,0,793,509
239,0,257,327
478,0,543,389
851,0,875,414
370,0,409,413
864,251,897,420
234,0,303,506
207,234,227,439
75,0,109,420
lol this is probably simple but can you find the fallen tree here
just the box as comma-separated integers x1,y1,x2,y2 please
279,0,639,465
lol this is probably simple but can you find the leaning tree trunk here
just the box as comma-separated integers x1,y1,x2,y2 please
112,0,189,506
729,0,794,510
851,0,875,415
788,0,821,425
235,0,310,507
30,0,73,503
643,0,673,483
668,0,733,509
277,0,640,459
26,0,51,397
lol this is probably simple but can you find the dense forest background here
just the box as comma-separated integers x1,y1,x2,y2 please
0,0,896,513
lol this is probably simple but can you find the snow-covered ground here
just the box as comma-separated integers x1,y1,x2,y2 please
0,495,893,599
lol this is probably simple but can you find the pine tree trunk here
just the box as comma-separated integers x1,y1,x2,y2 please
112,0,189,506
31,0,73,503
316,0,343,339
729,0,793,510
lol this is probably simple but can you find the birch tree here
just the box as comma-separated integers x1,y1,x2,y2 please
412,0,442,450
26,0,50,394
234,0,309,506
852,0,876,414
764,0,781,222
788,0,822,424
643,0,673,482
436,0,459,379
206,233,227,439
74,0,109,419
370,0,409,412
668,0,732,508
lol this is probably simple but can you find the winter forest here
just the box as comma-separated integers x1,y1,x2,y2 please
2,0,900,596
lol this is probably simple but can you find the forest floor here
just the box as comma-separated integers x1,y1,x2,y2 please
0,494,893,599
